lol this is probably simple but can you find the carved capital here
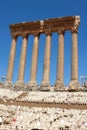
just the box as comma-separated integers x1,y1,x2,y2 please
22,33,28,39
58,28,65,35
74,16,80,27
71,27,78,34
40,20,44,30
45,32,52,36
11,35,18,40
34,33,40,37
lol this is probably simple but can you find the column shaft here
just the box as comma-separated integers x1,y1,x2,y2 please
54,30,65,91
27,34,39,91
69,28,80,91
18,35,28,81
40,33,51,91
57,32,64,81
71,31,78,80
43,33,51,81
30,34,39,81
6,37,17,82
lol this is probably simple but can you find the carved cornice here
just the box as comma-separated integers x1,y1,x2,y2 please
10,16,80,37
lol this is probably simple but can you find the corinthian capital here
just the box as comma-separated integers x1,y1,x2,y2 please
34,32,40,37
22,33,28,38
45,32,52,36
58,28,65,35
71,27,78,34
11,35,18,40
74,16,80,27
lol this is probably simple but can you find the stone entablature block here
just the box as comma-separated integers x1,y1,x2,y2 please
10,16,80,37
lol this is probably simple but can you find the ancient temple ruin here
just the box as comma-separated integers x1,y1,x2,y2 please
5,16,80,91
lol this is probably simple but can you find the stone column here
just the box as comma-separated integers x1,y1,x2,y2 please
69,28,80,91
54,29,64,91
6,36,17,87
40,33,52,91
27,33,39,91
14,34,28,90
54,30,65,91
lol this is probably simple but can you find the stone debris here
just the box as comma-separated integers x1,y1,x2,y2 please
0,105,87,129
0,88,23,100
0,88,87,105
0,88,87,129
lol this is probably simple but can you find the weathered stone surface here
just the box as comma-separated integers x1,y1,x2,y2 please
40,81,50,91
1,87,87,104
6,37,17,82
17,35,28,82
26,81,38,91
10,16,80,36
40,33,51,90
6,16,80,90
29,34,39,81
68,80,80,91
71,30,78,80
54,81,65,91
69,27,80,91
54,30,64,91
26,34,39,91
3,81,13,90
0,104,87,130
14,80,26,91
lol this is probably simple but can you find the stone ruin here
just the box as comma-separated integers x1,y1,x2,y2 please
3,16,83,91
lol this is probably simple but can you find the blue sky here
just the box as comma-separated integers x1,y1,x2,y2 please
0,0,87,85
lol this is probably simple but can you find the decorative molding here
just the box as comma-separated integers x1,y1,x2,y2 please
45,32,52,36
58,28,65,35
11,35,18,39
22,33,28,38
71,26,78,34
10,16,80,37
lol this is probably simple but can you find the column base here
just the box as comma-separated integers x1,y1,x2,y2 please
68,80,80,91
26,81,38,91
54,80,65,91
40,80,50,91
3,80,13,90
14,80,26,91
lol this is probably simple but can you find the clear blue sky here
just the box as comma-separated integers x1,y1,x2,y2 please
0,0,87,85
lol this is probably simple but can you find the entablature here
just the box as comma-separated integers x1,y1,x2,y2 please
10,16,80,37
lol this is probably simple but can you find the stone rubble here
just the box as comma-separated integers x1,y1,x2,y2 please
0,88,87,105
0,88,87,129
0,104,87,130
